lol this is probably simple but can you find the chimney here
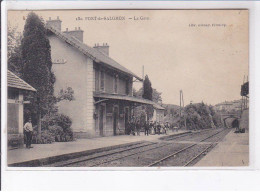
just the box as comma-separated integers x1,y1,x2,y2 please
63,27,84,42
93,43,109,56
46,16,62,31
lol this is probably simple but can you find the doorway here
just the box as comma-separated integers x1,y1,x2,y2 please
99,105,105,136
124,107,129,134
113,106,119,136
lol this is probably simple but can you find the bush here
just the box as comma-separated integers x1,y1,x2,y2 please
183,103,220,130
40,113,74,143
31,130,55,144
48,125,63,142
55,114,72,131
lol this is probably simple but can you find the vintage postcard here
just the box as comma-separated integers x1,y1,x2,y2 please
6,9,249,168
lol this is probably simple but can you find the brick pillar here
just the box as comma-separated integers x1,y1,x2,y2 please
85,58,95,137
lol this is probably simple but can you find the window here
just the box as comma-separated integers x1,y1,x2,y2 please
95,69,99,91
8,88,19,100
114,74,118,93
100,70,105,91
125,80,129,95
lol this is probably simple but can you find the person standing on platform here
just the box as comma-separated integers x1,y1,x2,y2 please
157,122,161,135
24,118,33,149
136,120,141,136
161,123,166,134
131,119,135,136
153,121,157,134
149,121,154,135
144,121,150,136
165,122,170,134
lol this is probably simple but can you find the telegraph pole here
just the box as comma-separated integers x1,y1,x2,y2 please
241,75,245,113
142,65,144,80
180,90,182,117
182,91,187,130
180,90,187,130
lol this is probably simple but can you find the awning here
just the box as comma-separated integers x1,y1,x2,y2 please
153,103,165,110
94,92,155,105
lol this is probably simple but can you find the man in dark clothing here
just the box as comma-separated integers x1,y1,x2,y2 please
131,120,135,135
144,121,150,136
232,119,240,133
136,120,141,136
165,122,170,134
157,122,161,135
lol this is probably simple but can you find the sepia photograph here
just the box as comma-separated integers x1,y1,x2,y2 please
6,9,249,168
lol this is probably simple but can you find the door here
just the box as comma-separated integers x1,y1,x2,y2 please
124,107,129,134
113,106,119,136
99,105,105,136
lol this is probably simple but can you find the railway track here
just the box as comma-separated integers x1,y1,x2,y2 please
183,129,232,166
48,128,230,167
148,129,231,167
47,141,158,167
162,129,212,141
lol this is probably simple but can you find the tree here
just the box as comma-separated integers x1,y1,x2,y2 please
183,103,222,130
152,89,162,103
142,75,153,100
134,87,162,103
8,25,23,77
8,24,22,59
21,12,55,133
133,77,164,120
142,75,154,120
56,87,75,102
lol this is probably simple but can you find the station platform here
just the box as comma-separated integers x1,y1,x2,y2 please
7,130,187,166
195,128,249,167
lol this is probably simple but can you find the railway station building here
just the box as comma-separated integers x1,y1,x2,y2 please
7,70,36,149
46,17,157,138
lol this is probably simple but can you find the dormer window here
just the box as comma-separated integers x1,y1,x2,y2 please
114,74,118,94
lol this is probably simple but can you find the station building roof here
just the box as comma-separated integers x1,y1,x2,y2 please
7,70,36,92
46,26,143,81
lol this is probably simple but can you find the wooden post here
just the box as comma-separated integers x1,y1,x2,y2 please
37,97,41,140
37,110,41,133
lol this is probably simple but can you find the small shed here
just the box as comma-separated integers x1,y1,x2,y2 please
152,103,165,123
7,70,36,149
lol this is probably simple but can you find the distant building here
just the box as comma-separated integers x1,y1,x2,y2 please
215,100,242,113
152,103,165,123
46,17,155,138
7,70,36,149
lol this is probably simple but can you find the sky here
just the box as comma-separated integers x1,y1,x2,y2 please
8,10,248,105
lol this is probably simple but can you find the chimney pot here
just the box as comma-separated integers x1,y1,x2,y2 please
63,27,84,41
46,17,62,31
94,43,109,56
